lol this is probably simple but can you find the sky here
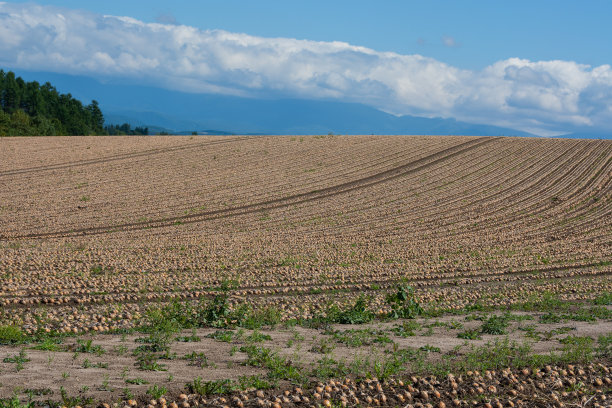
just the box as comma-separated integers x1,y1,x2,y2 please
1,1,612,135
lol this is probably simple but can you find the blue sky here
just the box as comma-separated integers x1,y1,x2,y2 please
1,1,611,135
7,0,612,70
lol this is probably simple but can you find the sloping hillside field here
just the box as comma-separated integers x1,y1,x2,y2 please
0,135,610,406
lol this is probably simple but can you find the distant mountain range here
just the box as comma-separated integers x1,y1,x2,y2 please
14,71,609,138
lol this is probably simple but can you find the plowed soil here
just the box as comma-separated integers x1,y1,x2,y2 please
0,135,610,406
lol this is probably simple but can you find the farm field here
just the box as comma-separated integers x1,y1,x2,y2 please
0,135,610,406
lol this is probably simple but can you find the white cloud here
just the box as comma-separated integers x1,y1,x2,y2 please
1,3,611,135
442,36,460,48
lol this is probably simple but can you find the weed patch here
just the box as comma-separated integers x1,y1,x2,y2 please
480,314,510,335
327,328,392,347
0,325,26,345
457,328,482,340
391,321,421,337
240,345,306,384
386,285,423,319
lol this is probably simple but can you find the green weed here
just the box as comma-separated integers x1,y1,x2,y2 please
593,292,612,305
240,345,306,384
206,330,236,342
480,315,510,335
75,339,105,355
246,329,272,343
386,285,423,319
325,295,375,324
3,349,30,371
311,356,349,379
146,384,167,399
0,396,34,408
0,326,26,345
183,351,210,367
328,328,392,347
187,378,235,395
125,378,149,385
457,328,481,340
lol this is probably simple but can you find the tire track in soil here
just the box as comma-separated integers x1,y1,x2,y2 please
0,136,253,177
5,137,496,240
398,140,610,243
296,138,571,239
461,145,612,244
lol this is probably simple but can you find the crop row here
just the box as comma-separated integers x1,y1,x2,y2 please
0,135,610,333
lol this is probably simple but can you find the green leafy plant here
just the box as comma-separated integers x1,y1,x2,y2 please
201,295,231,327
0,325,26,345
328,328,392,347
234,305,282,329
206,329,235,342
480,315,510,335
539,312,563,324
455,338,533,372
135,351,167,371
311,356,349,379
326,295,375,324
183,351,210,367
75,339,105,355
386,285,423,319
246,329,272,343
593,292,612,305
59,386,93,408
125,378,149,385
391,321,421,337
240,344,306,384
369,350,412,380
457,328,482,340
237,375,273,390
3,349,30,371
0,395,34,408
419,344,441,353
31,337,63,351
146,384,167,399
558,336,595,363
187,378,235,395
174,329,202,343
597,334,611,358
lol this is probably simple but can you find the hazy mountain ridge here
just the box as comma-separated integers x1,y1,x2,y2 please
17,70,603,137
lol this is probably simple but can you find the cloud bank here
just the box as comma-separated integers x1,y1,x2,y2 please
1,3,611,135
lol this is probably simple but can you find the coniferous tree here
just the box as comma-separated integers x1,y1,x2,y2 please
0,69,110,136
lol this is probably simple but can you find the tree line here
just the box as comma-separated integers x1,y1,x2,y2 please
0,70,148,136
105,123,149,135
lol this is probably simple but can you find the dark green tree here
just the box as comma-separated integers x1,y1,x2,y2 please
0,69,109,136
